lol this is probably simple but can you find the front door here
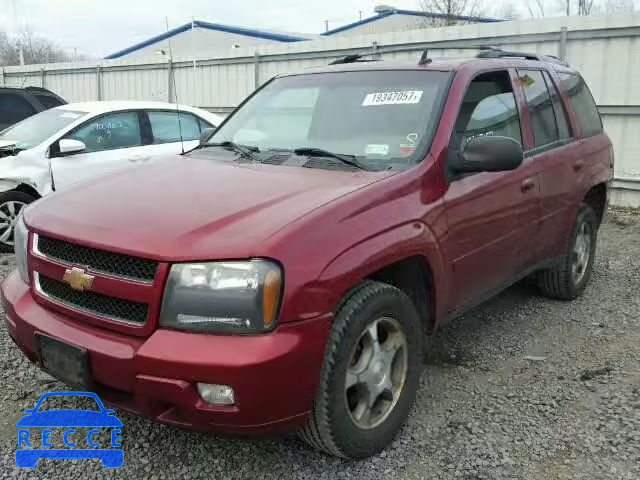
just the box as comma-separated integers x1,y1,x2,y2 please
51,110,148,189
442,69,540,310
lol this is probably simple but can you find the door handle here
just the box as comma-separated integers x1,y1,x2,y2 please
573,159,585,172
521,178,535,193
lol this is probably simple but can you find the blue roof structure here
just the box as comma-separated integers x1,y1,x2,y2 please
105,11,503,60
105,20,310,59
322,9,503,36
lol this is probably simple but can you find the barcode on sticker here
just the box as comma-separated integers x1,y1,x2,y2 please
362,90,423,106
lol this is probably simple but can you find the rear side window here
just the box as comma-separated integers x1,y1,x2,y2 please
519,70,558,148
543,71,571,140
0,93,36,124
452,70,522,151
557,73,602,138
148,111,201,143
35,94,65,110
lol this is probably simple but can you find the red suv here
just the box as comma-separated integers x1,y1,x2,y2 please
2,49,612,458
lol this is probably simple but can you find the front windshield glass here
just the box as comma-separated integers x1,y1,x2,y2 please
0,108,87,150
209,70,450,170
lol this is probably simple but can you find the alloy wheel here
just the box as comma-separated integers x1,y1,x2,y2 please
345,316,408,429
0,200,26,246
572,219,592,284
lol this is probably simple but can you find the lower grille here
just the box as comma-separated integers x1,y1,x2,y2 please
37,274,149,325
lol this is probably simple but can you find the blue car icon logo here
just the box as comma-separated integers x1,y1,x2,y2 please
16,391,123,468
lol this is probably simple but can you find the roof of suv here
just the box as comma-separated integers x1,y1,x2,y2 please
291,57,578,75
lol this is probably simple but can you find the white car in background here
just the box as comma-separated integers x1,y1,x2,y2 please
0,101,222,251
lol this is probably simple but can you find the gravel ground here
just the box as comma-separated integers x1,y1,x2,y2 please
0,210,639,479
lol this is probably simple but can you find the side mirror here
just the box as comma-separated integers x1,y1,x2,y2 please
59,138,86,154
451,136,523,174
199,127,215,146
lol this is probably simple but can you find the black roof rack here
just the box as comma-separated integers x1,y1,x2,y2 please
329,54,381,65
476,47,540,60
24,86,53,92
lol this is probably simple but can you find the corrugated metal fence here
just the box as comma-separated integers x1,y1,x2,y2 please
1,14,639,206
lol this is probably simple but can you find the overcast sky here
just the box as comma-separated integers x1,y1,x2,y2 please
0,0,437,58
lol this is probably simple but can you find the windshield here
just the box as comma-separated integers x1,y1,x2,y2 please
0,108,87,150
209,70,450,170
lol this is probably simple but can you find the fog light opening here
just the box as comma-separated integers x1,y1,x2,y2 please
197,383,235,406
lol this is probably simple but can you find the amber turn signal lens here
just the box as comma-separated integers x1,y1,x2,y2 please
262,269,281,328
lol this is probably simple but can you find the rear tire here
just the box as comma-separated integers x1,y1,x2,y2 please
537,203,598,300
298,281,423,458
0,191,35,253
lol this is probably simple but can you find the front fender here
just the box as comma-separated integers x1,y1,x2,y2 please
0,178,20,193
305,221,446,324
0,152,52,196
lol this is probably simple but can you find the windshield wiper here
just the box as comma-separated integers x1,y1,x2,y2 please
202,141,260,162
0,144,25,154
293,147,373,171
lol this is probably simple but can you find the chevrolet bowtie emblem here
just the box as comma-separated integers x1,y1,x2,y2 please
63,267,95,292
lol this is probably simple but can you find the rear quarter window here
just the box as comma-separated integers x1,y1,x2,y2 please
557,73,602,138
35,94,65,110
0,93,36,124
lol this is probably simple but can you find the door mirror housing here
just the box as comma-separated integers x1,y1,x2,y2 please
199,127,215,146
59,138,86,155
451,136,523,174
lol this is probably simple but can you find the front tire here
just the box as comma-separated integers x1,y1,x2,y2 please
298,281,423,458
537,203,598,300
0,191,35,253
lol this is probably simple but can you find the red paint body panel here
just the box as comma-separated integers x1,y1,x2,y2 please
3,271,331,431
3,58,614,434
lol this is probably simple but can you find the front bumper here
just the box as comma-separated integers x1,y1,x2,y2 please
2,271,332,434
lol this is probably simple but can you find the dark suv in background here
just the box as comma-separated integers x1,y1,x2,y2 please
0,86,66,131
3,48,612,458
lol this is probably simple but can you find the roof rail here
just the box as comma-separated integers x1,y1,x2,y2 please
24,86,52,92
539,54,570,67
476,47,540,60
329,54,381,65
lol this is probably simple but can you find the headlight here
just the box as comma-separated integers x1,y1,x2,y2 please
14,214,29,284
160,259,283,333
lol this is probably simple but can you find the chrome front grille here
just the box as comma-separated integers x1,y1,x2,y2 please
36,235,158,283
36,273,149,325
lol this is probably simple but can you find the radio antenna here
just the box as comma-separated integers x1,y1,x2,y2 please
165,16,185,154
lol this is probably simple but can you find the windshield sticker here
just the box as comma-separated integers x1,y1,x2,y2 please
60,112,83,119
365,144,390,156
362,90,423,106
399,145,415,156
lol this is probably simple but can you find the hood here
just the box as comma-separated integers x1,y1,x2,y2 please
26,156,393,260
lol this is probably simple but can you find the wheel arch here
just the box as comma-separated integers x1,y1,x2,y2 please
0,180,42,199
582,182,607,227
317,221,444,334
365,255,435,334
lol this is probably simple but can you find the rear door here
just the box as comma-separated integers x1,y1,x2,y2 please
442,69,540,310
51,110,151,189
516,69,578,262
142,110,209,157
